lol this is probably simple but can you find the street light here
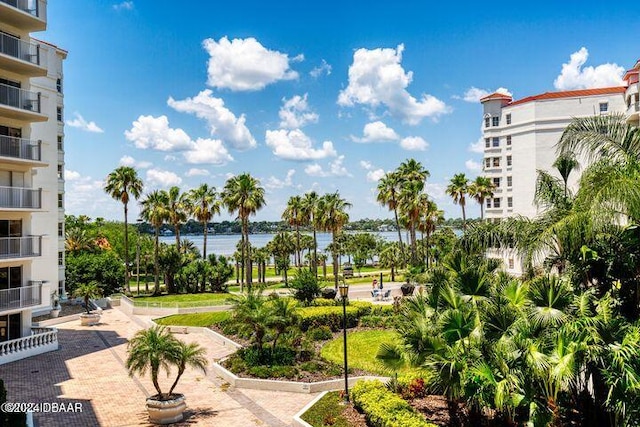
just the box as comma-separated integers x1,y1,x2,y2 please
338,281,350,402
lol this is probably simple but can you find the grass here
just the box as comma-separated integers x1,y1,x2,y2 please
154,311,230,327
321,330,402,376
300,391,352,427
132,292,233,307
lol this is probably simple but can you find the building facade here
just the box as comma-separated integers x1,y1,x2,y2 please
480,87,626,274
624,60,639,126
0,0,65,364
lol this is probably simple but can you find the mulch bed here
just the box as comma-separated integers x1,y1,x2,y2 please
410,395,469,426
342,402,368,426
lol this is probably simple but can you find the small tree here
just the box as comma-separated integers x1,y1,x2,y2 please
290,268,322,306
73,282,102,314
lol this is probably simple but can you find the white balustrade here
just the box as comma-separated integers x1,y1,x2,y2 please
0,327,58,365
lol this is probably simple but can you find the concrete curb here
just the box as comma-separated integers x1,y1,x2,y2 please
292,391,328,427
33,313,81,327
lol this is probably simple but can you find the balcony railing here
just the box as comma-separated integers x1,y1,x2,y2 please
0,186,41,209
0,236,41,259
628,101,639,114
0,0,41,17
0,83,40,113
0,135,41,161
0,327,58,366
0,282,41,311
0,32,41,66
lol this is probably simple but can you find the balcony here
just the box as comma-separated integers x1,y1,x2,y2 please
0,135,43,165
0,0,46,32
0,186,41,210
0,282,41,312
0,83,46,122
0,236,42,260
0,32,46,76
0,327,58,365
626,101,639,125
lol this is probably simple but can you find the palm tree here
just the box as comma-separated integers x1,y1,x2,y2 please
104,166,143,295
188,184,219,259
267,232,295,286
317,192,351,289
377,172,405,265
72,282,102,314
553,154,579,198
140,190,169,295
301,191,320,276
397,158,430,184
221,173,266,291
447,173,469,228
468,176,495,221
165,186,189,252
167,340,208,396
282,195,304,268
418,200,444,267
398,180,428,265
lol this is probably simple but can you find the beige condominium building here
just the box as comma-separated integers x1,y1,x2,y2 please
624,60,639,126
0,0,66,364
479,86,626,274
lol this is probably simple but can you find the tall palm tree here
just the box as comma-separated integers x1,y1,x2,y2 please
140,190,169,295
165,186,189,252
282,195,304,268
104,166,143,294
397,158,430,184
221,173,266,291
377,172,405,266
447,173,469,228
398,180,428,265
317,192,351,289
188,184,219,259
301,191,320,276
418,199,444,267
468,176,495,221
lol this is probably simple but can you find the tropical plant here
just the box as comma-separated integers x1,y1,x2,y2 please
290,268,322,306
140,190,169,295
188,183,220,259
302,191,320,276
283,195,304,268
72,281,102,314
447,173,469,229
377,171,405,266
165,186,189,252
468,176,495,221
316,192,351,289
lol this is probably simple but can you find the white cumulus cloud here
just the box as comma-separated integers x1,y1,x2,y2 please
265,169,296,189
554,47,625,90
465,159,482,172
183,138,233,165
351,121,399,143
279,94,319,129
119,155,152,169
66,113,104,133
360,160,373,170
468,137,485,153
366,168,386,182
124,115,192,151
168,90,256,150
304,156,351,177
400,136,428,151
112,1,133,11
202,36,299,91
265,129,337,161
64,170,81,181
338,44,451,124
146,169,182,188
185,168,210,177
310,59,332,78
457,87,512,103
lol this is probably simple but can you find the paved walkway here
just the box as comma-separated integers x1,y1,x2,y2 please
1,308,319,426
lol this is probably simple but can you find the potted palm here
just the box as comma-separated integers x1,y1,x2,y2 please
50,291,61,318
126,326,208,424
73,282,102,326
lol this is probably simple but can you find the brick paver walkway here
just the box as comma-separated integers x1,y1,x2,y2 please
0,308,319,426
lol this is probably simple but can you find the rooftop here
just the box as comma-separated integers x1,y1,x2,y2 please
507,87,626,107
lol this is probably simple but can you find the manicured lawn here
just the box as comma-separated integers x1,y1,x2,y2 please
133,293,233,307
321,330,402,376
154,311,230,327
301,391,352,427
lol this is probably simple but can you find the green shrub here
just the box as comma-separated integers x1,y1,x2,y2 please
307,326,333,341
312,298,338,307
290,268,322,306
298,306,359,331
359,314,398,328
370,305,395,316
349,301,373,316
247,366,272,378
239,346,296,367
351,380,435,427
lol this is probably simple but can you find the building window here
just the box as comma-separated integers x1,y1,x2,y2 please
506,135,512,146
494,198,501,208
57,107,63,122
492,116,500,127
492,137,499,147
57,135,63,151
507,197,513,208
508,258,514,269
507,155,512,166
58,251,64,266
492,157,500,167
58,222,63,237
506,114,511,125
599,102,608,113
486,198,492,208
58,193,63,209
485,138,490,148
58,280,64,295
56,78,62,93
57,164,63,180
493,177,500,188
485,158,491,168
507,176,512,187
484,117,490,128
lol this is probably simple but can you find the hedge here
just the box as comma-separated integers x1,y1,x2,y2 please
351,380,436,427
298,306,360,331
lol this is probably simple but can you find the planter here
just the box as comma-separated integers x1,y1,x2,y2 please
146,394,186,425
400,283,415,296
50,308,61,318
321,288,337,300
80,313,101,326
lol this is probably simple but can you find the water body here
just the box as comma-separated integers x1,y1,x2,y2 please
160,231,402,256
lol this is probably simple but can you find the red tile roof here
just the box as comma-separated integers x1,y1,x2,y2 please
32,38,68,54
479,92,513,102
508,87,626,107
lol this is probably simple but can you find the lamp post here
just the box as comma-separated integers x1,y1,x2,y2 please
338,282,350,402
136,219,143,295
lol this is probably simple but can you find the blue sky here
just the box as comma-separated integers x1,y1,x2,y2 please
44,0,639,221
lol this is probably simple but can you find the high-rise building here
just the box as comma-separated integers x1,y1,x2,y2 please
0,0,66,364
480,87,626,274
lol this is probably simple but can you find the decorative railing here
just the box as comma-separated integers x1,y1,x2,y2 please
0,83,41,113
0,0,42,17
0,236,42,259
0,282,42,311
0,135,41,161
0,186,41,209
0,32,41,65
0,327,58,365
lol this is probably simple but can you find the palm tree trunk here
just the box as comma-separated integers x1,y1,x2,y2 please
240,234,245,292
153,227,160,295
312,225,318,277
332,231,339,289
295,224,301,268
168,368,185,396
243,218,251,290
393,207,405,266
461,203,467,229
479,198,484,221
410,225,417,265
124,202,131,295
202,220,208,259
151,367,163,398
